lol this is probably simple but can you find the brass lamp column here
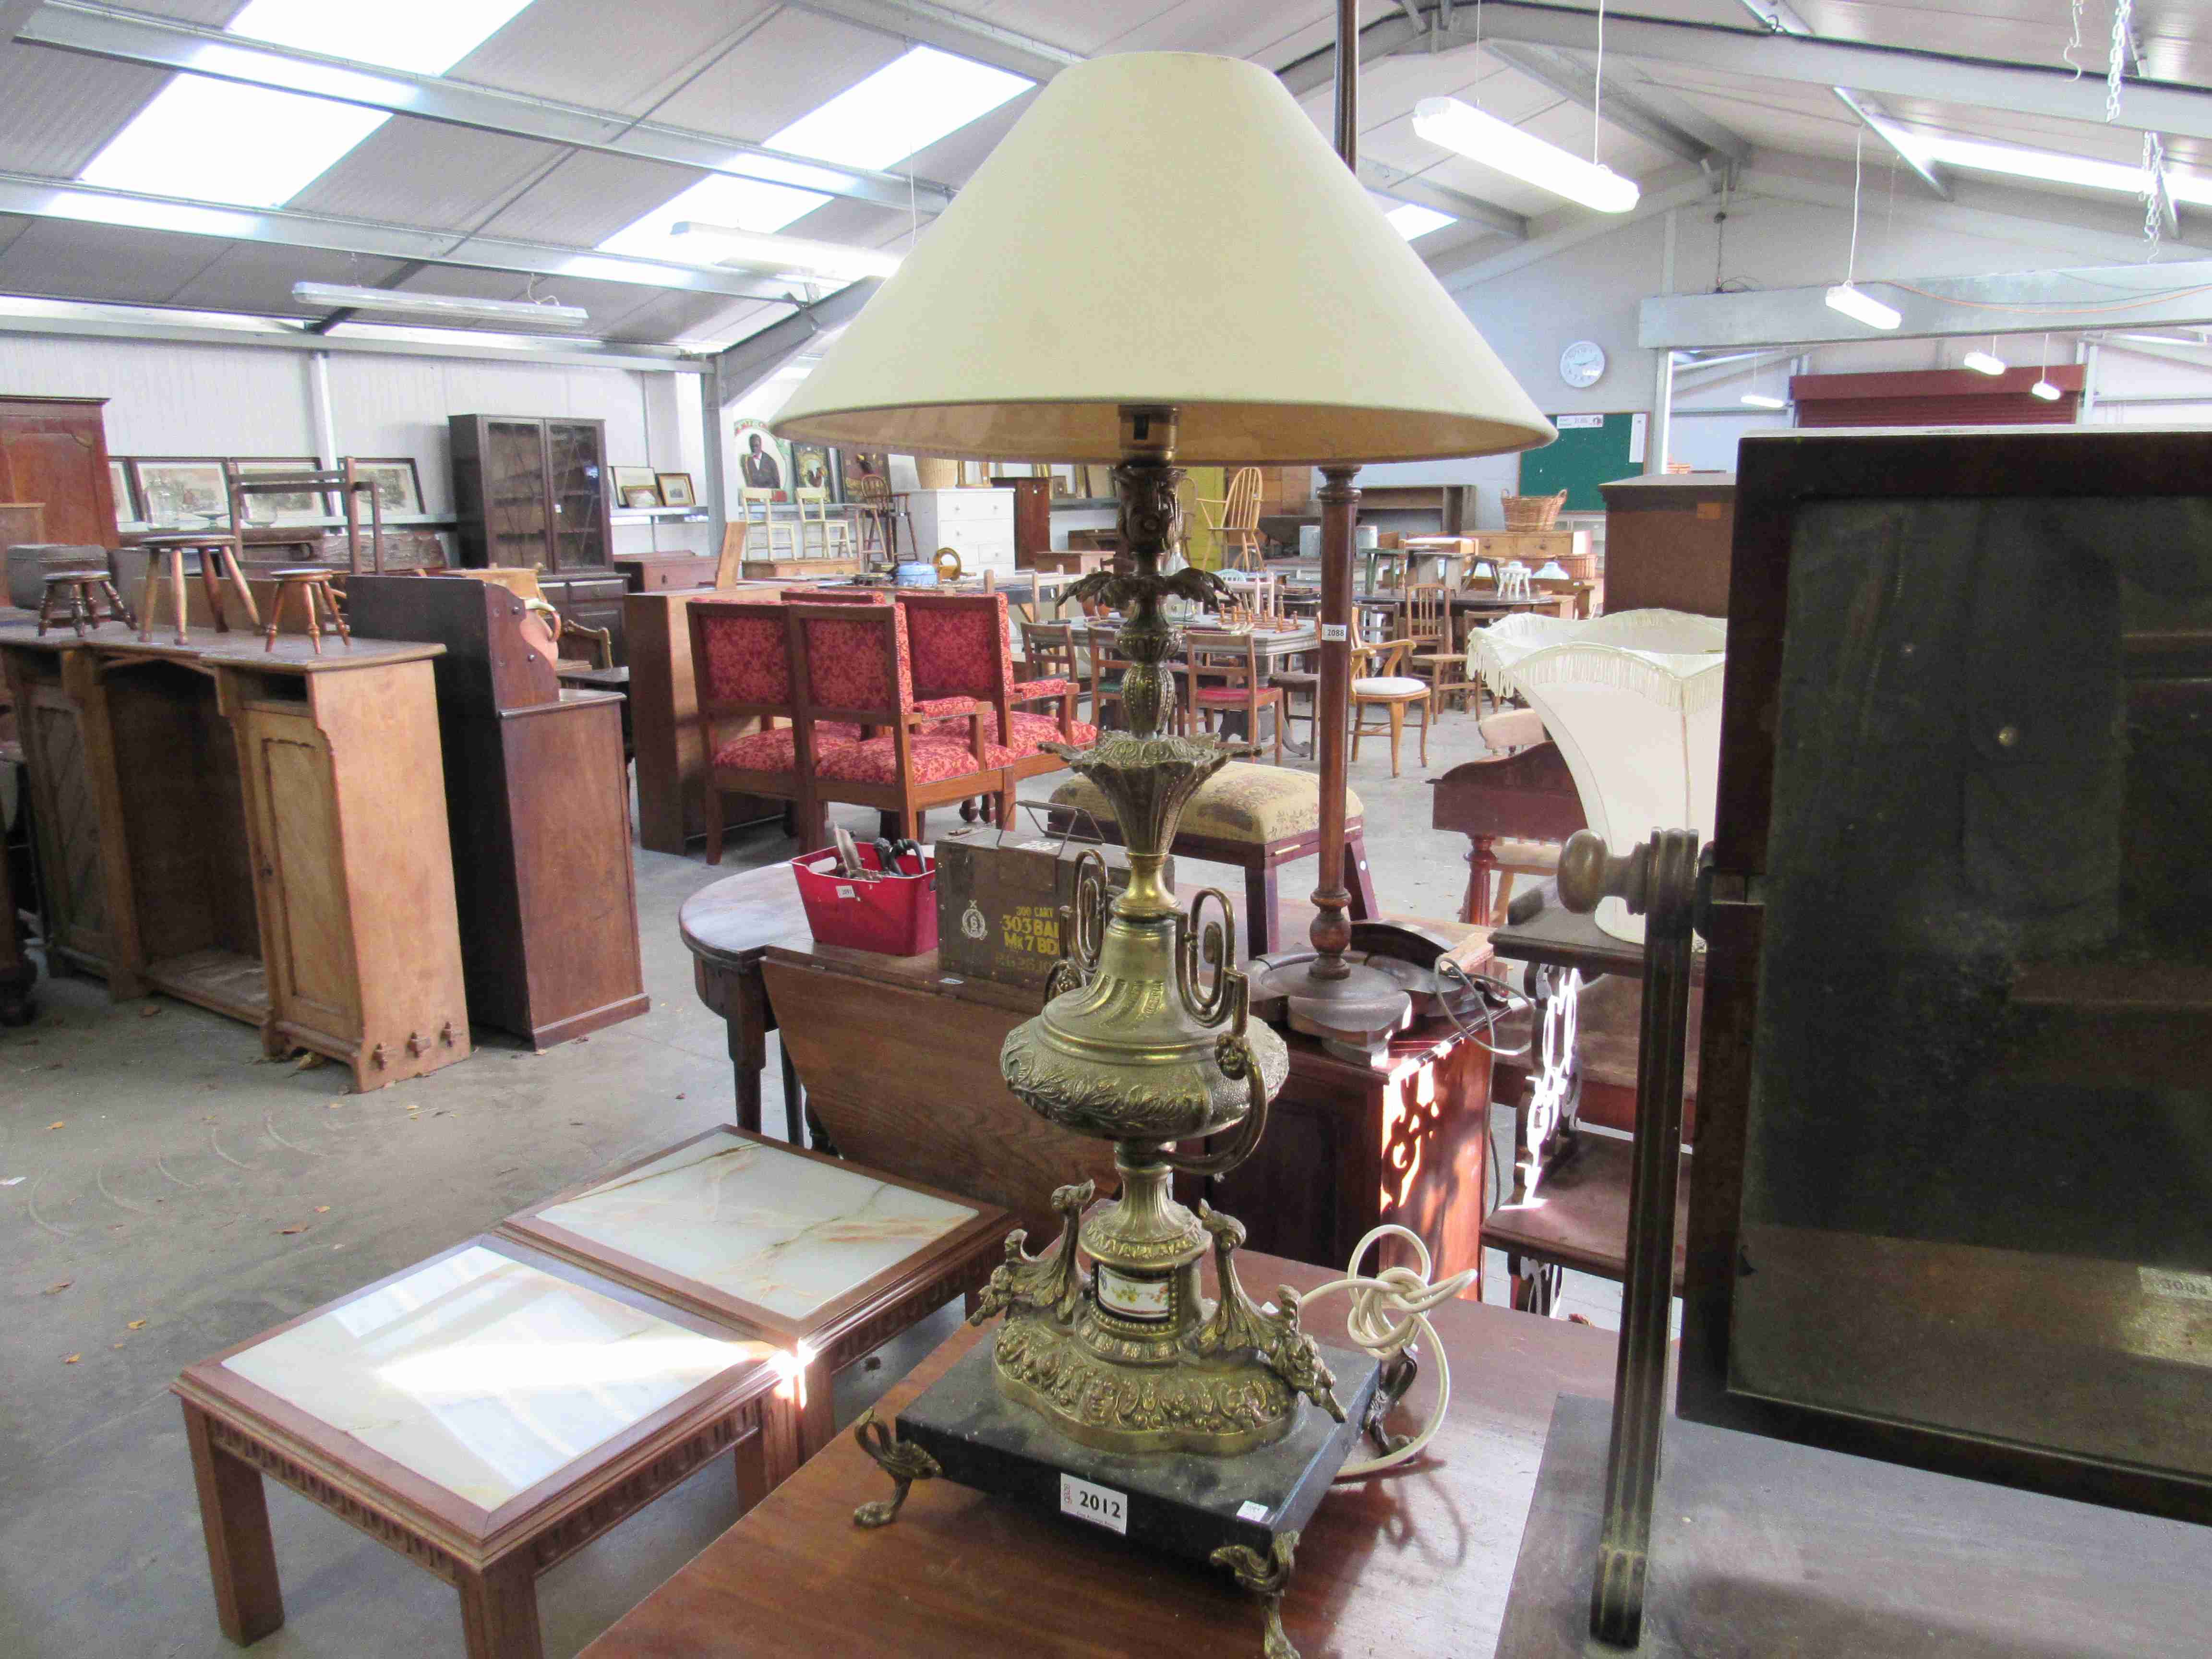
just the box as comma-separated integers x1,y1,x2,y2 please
986,401,1334,1454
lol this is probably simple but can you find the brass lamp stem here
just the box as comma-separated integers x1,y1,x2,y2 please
1109,404,1184,740
1308,463,1360,980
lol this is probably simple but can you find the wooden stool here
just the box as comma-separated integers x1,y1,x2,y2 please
36,569,133,637
263,569,350,654
1049,760,1377,956
137,533,259,643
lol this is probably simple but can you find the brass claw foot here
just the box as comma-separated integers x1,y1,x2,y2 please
1211,1529,1300,1659
850,1409,939,1528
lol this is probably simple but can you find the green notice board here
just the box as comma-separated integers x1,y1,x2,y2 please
1516,411,1647,510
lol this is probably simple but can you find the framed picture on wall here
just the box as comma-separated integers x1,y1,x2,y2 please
231,457,330,525
621,485,662,509
611,464,659,502
844,448,888,492
733,421,790,499
108,458,139,529
655,471,697,509
132,457,230,528
353,457,424,516
789,443,833,497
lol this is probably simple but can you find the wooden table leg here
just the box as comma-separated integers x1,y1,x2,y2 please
182,1402,286,1645
457,1557,542,1659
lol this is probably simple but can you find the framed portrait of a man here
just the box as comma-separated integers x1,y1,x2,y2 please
733,421,789,499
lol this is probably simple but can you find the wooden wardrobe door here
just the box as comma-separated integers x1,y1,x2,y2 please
239,705,360,1044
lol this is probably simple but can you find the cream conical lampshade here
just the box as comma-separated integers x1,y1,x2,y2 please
774,51,1553,464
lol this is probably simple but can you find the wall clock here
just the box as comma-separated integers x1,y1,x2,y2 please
1560,340,1607,388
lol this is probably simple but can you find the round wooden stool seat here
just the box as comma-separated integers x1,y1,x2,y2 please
263,568,351,655
136,531,259,644
36,568,134,637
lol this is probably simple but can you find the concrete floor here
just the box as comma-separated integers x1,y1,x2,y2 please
0,699,1606,1658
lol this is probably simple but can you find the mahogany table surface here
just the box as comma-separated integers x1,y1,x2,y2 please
582,1250,1615,1659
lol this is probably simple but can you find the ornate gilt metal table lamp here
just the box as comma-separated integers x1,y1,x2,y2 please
774,46,1551,1656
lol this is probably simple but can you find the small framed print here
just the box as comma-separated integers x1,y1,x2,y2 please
621,485,662,510
655,471,697,509
353,457,424,516
789,444,834,498
108,458,139,529
611,465,659,501
131,457,230,527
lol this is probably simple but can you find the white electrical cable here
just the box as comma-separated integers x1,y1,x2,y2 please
1300,1225,1480,1479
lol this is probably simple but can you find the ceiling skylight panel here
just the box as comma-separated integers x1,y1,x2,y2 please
597,174,838,263
765,47,1031,171
1383,202,1455,241
78,78,388,207
77,0,538,208
595,45,1029,265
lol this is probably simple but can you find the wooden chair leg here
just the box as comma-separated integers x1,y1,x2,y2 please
1492,871,1519,928
1387,702,1404,777
1345,829,1378,921
98,578,135,631
1270,695,1283,764
1245,861,1272,957
1418,695,1430,768
299,583,324,657
182,1403,285,1646
34,585,58,636
703,782,726,866
456,1556,541,1659
319,581,351,644
195,547,229,632
219,550,261,630
1350,702,1365,763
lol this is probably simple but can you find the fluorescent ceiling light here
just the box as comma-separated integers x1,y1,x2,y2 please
601,46,1030,264
1825,282,1900,330
291,281,589,326
671,223,900,280
1413,96,1639,213
1741,392,1789,409
77,0,534,208
1962,349,2007,375
1382,202,1455,241
2031,378,2063,401
1896,132,2212,209
766,47,1031,171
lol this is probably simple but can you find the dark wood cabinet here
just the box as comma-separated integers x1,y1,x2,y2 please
994,475,1052,564
0,395,118,547
348,575,647,1049
449,415,613,574
1598,472,1734,616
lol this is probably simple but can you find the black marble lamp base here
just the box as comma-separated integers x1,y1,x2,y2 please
891,1335,1382,1569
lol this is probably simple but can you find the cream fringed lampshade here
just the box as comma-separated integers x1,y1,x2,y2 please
774,51,1553,464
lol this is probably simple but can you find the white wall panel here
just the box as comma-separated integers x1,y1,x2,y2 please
0,332,313,454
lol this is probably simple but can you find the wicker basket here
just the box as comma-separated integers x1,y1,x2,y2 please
1559,550,1599,581
1502,490,1568,531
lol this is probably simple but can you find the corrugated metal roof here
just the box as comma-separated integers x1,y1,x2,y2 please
0,1,2193,350
445,0,781,116
289,119,570,230
0,48,166,177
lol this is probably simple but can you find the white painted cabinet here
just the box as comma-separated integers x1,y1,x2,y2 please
906,487,1014,570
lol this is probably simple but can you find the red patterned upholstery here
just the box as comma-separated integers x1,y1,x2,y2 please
913,694,979,716
814,734,1021,785
1009,711,1098,750
1193,685,1260,706
694,602,792,705
1012,676,1073,700
778,588,884,605
710,721,862,773
904,595,1006,698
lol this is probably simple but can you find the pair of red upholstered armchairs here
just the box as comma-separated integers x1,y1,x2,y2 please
688,587,1098,859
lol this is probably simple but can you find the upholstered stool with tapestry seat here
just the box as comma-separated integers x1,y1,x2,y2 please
1047,760,1375,956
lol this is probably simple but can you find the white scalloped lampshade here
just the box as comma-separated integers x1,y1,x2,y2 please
774,51,1553,466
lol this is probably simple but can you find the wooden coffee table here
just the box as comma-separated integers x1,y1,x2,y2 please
175,1238,801,1659
498,1127,1012,1459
